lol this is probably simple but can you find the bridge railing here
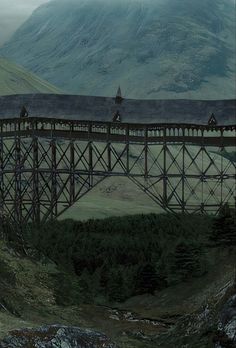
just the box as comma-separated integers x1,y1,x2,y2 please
0,117,235,144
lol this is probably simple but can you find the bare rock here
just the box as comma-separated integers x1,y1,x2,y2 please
214,294,236,347
0,325,117,348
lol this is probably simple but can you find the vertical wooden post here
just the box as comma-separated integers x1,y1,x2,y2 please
70,141,75,203
89,141,93,187
163,128,167,208
33,137,40,224
15,136,22,225
126,124,129,174
107,124,111,172
182,128,186,213
144,126,148,178
51,139,57,219
0,135,4,220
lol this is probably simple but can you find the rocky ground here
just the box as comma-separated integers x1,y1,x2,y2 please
214,294,236,347
0,325,117,348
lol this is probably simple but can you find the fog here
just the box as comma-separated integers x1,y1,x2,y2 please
0,0,51,46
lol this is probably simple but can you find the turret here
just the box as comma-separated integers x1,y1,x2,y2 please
208,113,217,126
20,105,29,118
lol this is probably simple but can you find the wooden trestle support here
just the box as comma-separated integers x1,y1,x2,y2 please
0,117,235,225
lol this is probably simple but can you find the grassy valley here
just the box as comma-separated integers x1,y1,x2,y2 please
0,57,61,95
0,211,235,347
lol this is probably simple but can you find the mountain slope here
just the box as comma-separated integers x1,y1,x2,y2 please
0,57,61,96
0,0,235,99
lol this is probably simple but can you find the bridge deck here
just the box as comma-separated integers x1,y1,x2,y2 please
0,117,235,147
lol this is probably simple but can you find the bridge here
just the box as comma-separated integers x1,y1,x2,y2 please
0,117,235,225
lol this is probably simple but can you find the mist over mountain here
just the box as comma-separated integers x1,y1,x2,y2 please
0,57,61,95
0,0,50,46
1,0,235,99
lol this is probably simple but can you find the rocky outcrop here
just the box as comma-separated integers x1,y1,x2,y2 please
0,325,117,348
214,294,236,347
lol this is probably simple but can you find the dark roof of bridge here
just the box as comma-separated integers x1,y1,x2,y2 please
0,94,235,124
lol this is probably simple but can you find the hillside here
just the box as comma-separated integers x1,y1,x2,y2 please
0,57,61,96
0,0,235,99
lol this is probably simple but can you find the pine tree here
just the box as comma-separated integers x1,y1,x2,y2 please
168,242,206,284
79,268,93,303
212,203,236,246
135,263,159,295
107,268,125,302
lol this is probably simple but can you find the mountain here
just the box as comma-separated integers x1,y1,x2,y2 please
0,0,235,99
0,57,61,95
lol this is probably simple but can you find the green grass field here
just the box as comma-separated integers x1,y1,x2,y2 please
0,57,61,95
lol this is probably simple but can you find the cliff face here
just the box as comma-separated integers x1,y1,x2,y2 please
0,94,235,124
1,0,235,99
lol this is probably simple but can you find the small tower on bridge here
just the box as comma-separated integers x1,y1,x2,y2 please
112,110,121,123
20,105,29,118
115,86,123,105
208,113,217,126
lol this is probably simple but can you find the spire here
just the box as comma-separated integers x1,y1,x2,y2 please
115,86,123,104
117,86,122,98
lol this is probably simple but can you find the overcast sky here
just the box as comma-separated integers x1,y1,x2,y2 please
0,0,51,46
